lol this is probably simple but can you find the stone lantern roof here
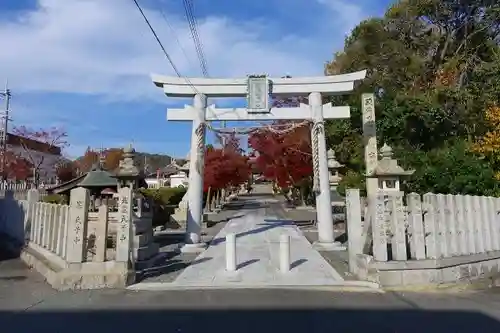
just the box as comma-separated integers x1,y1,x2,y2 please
115,144,140,178
373,143,414,177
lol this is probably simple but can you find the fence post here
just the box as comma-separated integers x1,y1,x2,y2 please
479,196,492,252
436,194,449,258
66,187,90,263
488,197,499,251
444,194,458,256
56,205,66,256
422,193,438,259
472,196,485,253
408,193,426,260
95,205,109,263
455,195,468,255
390,192,407,261
372,192,388,262
26,189,39,243
464,195,475,254
346,189,362,273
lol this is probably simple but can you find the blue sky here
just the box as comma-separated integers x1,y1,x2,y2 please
0,0,393,159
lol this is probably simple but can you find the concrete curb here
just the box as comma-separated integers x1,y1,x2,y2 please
384,280,495,293
126,280,383,293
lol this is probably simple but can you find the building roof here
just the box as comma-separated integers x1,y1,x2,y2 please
7,133,61,155
144,164,183,178
48,165,118,194
78,170,118,187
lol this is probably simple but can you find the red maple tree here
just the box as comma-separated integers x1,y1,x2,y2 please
204,134,251,191
248,122,312,188
56,162,78,183
1,151,33,180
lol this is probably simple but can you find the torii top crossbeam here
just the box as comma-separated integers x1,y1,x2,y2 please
151,70,367,98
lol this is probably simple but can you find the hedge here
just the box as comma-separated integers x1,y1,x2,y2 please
42,194,68,205
140,187,186,206
140,187,187,227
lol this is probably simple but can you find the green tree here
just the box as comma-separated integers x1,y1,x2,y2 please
325,0,500,195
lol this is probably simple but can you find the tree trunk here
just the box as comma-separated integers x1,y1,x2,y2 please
205,186,212,212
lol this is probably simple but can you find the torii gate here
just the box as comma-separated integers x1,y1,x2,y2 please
151,71,367,253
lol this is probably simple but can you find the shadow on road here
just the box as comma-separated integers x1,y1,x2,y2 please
0,308,499,333
210,219,293,245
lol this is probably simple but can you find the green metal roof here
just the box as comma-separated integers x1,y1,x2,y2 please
78,170,118,187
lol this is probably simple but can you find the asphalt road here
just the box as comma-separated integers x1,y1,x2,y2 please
2,284,500,333
3,190,500,332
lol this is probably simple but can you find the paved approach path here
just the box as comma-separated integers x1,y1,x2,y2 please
131,193,355,290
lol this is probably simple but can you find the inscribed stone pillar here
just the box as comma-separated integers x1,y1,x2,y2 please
362,93,378,199
66,187,90,263
116,186,133,262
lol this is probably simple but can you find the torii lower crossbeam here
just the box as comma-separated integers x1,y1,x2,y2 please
167,104,350,121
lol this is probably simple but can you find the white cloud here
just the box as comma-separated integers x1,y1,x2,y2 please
0,0,365,101
316,0,366,37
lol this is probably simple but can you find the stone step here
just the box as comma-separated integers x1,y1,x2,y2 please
133,242,159,262
133,230,154,248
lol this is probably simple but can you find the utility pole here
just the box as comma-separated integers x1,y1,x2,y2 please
0,81,11,182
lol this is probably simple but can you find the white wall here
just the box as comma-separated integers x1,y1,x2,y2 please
8,144,63,182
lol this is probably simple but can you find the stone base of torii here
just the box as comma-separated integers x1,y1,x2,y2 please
151,71,367,253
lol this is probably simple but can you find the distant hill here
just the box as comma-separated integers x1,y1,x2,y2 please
135,152,175,174
73,150,186,175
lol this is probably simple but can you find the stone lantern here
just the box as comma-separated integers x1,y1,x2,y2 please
327,149,345,204
113,144,141,190
373,143,414,192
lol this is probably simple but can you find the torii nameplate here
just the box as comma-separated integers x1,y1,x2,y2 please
246,74,270,113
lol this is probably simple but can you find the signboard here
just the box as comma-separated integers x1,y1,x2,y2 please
247,75,269,113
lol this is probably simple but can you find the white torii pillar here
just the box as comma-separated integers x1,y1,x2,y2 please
151,71,367,252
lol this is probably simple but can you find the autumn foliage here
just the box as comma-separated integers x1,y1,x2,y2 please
248,121,312,188
471,104,500,179
75,147,124,173
2,151,33,180
56,162,77,182
203,134,251,191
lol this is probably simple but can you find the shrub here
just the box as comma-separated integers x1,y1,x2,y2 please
42,194,68,204
140,187,187,206
140,187,187,227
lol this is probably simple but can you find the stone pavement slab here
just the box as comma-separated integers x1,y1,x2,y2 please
132,200,348,289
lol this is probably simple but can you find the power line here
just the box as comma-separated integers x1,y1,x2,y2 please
158,9,197,72
132,0,202,96
182,0,209,77
132,0,182,77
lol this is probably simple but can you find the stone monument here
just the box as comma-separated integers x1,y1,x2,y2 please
113,144,159,269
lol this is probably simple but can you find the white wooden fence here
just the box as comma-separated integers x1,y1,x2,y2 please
347,190,500,263
0,182,49,200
